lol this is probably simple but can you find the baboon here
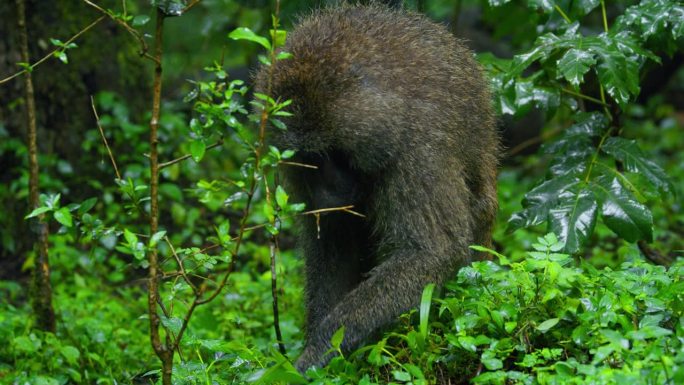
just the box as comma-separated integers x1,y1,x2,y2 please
255,5,499,371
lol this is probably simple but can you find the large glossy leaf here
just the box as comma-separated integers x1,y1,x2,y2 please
594,47,640,107
509,175,581,230
549,188,598,254
557,48,596,87
617,0,684,39
592,177,653,242
602,137,674,196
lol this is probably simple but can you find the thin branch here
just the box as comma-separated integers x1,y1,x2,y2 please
182,0,202,14
146,8,173,385
279,160,318,169
164,235,198,294
82,0,157,62
91,95,122,180
0,16,105,85
17,0,56,333
158,139,224,169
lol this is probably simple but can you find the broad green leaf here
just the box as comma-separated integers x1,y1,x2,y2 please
549,188,598,254
392,370,412,382
602,137,674,196
189,139,206,162
509,174,580,230
594,48,640,107
557,49,596,87
54,207,73,227
60,346,80,364
229,27,271,51
593,177,653,242
537,318,560,332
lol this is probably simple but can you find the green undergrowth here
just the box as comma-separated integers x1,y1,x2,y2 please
2,234,682,384
257,234,684,385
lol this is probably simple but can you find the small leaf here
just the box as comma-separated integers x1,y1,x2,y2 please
189,139,206,162
149,230,167,247
123,228,138,246
275,185,288,208
132,15,150,26
54,51,68,64
54,207,73,227
331,326,345,350
77,197,98,215
537,318,560,332
25,206,51,219
228,27,271,50
60,346,80,365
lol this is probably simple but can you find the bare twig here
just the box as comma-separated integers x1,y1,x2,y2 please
638,241,674,266
158,139,224,169
279,160,318,169
0,15,105,85
82,0,156,62
182,0,202,14
90,95,122,180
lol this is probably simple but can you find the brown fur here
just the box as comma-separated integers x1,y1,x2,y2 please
255,4,499,371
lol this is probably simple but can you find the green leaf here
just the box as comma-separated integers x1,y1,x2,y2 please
419,283,435,341
149,230,167,247
25,206,51,219
549,187,598,254
593,177,653,242
331,326,345,350
54,207,73,227
602,137,674,196
557,49,596,87
537,318,560,332
189,139,206,162
594,47,640,107
123,228,138,246
77,197,98,215
275,185,288,208
54,51,68,64
60,346,80,365
132,15,150,26
392,370,412,382
270,29,287,48
509,174,580,230
228,27,271,51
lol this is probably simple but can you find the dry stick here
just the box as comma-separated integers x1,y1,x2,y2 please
158,139,224,169
146,8,173,385
90,96,122,180
0,15,105,85
17,0,56,333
